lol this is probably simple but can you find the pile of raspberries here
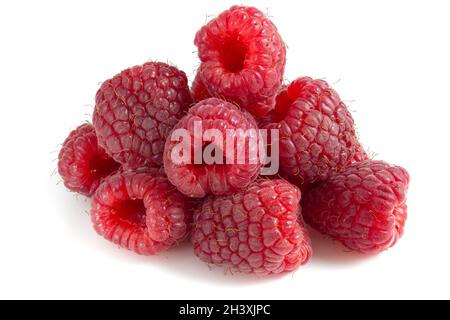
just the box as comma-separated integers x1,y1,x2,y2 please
58,6,409,276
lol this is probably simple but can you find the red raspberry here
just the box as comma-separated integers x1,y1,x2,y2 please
262,77,361,188
302,160,409,254
192,179,312,275
353,143,369,162
93,62,193,169
91,169,193,255
191,72,210,103
163,98,261,198
194,6,286,117
58,124,121,196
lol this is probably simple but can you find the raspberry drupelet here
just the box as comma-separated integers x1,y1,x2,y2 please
191,72,210,103
352,143,369,162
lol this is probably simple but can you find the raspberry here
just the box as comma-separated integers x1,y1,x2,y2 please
194,6,286,117
93,62,193,169
262,77,361,188
58,124,121,196
192,179,312,275
191,72,210,103
91,169,193,255
163,98,261,198
353,143,369,162
302,160,409,254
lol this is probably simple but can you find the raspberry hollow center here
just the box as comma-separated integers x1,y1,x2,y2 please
220,38,248,73
90,154,120,178
114,199,147,226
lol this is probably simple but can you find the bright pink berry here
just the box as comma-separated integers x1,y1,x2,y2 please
194,6,286,117
163,98,261,198
192,179,312,275
302,160,409,254
262,77,361,188
93,62,193,169
91,169,193,255
58,124,121,196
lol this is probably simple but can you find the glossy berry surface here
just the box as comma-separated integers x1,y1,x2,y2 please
192,179,312,275
262,77,361,188
93,62,193,169
58,123,120,196
191,72,210,103
194,6,286,117
91,169,193,255
163,98,261,198
302,160,409,254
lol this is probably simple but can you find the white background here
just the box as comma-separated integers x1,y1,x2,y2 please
0,0,449,300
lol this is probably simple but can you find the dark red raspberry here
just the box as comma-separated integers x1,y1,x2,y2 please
194,6,286,117
192,179,312,275
58,124,121,196
91,169,192,255
302,160,409,254
262,77,361,188
163,98,261,198
93,62,193,169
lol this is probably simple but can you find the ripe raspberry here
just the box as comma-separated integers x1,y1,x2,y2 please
91,169,192,255
192,179,312,275
58,124,121,196
191,72,210,103
194,6,286,117
262,77,361,188
163,98,261,198
93,62,193,169
302,160,409,254
353,143,369,162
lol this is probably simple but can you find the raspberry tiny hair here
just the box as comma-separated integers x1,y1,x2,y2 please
93,61,193,169
302,160,409,254
261,76,362,188
194,6,286,117
91,169,193,255
163,98,262,198
192,179,312,275
58,123,121,196
353,143,369,163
